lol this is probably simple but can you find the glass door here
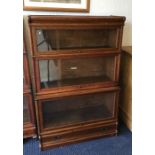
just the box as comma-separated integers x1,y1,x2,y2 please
23,95,31,123
35,28,119,53
40,91,117,130
37,55,116,90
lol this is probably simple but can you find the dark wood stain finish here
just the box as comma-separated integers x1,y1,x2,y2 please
28,15,126,149
23,40,36,138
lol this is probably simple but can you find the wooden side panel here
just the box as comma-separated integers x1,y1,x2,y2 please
119,47,132,131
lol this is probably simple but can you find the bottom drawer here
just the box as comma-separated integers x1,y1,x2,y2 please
40,124,117,150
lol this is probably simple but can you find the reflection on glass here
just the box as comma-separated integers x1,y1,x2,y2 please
42,92,115,128
39,56,115,89
36,29,117,52
23,95,30,123
23,72,25,86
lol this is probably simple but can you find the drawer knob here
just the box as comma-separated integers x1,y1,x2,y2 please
53,136,61,140
102,127,108,131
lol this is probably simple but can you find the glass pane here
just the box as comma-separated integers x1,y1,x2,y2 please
23,95,30,123
23,55,28,86
42,92,115,129
39,56,115,89
36,29,117,52
23,71,26,86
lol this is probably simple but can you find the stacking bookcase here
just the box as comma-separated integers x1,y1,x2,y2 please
23,39,36,138
28,15,126,150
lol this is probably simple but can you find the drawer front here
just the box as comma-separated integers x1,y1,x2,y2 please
41,124,117,148
37,89,119,131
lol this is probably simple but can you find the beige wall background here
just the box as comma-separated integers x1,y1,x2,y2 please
23,0,132,46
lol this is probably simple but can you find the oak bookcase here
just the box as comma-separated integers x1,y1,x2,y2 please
23,39,36,138
28,15,125,150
